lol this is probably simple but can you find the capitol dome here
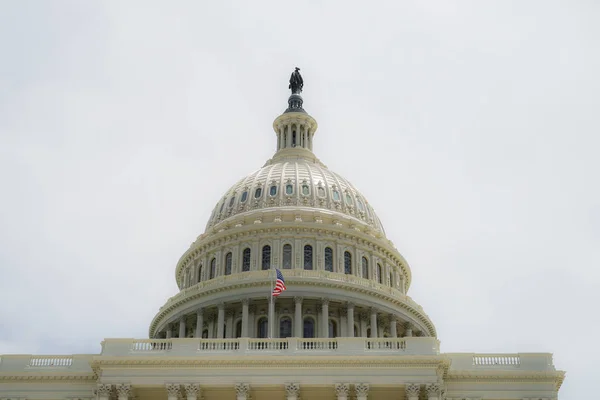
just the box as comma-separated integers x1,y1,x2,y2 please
206,155,386,234
149,76,436,341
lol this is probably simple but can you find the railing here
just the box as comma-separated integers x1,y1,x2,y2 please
297,338,338,350
248,338,288,351
131,340,173,352
365,338,406,351
199,339,240,351
473,354,520,367
100,337,438,357
28,356,73,367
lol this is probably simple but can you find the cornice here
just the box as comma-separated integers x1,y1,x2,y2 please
91,356,450,370
446,370,566,390
0,373,95,382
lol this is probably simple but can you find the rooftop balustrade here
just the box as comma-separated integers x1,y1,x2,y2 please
0,338,557,374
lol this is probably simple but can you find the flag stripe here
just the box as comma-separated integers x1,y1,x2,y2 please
272,269,286,297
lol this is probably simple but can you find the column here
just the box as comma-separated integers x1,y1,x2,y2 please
226,310,235,338
217,303,225,339
195,309,204,338
426,383,441,400
248,305,256,337
166,383,181,400
235,383,251,400
339,308,347,337
370,309,378,338
347,303,355,337
390,315,397,337
96,384,112,400
294,297,303,337
179,317,186,338
335,383,350,400
405,384,420,400
184,384,201,400
241,299,250,337
359,313,368,337
166,324,172,339
404,322,413,337
268,296,275,338
207,314,215,338
116,384,131,400
355,383,369,400
285,383,300,400
321,298,329,338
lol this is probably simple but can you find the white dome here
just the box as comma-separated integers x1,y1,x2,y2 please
206,154,385,234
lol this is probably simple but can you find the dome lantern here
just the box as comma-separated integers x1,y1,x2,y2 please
273,68,318,154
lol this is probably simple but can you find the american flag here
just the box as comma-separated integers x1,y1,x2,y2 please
272,269,286,297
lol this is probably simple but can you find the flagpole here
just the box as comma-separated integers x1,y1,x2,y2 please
269,268,274,339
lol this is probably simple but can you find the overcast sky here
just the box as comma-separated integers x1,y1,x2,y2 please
1,1,598,398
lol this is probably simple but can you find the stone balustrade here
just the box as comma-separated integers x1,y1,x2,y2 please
0,343,558,375
446,352,556,371
100,337,438,356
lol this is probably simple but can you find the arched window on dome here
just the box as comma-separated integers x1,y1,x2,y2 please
262,245,271,270
389,272,393,287
219,200,225,213
282,244,292,269
302,184,310,196
257,317,268,338
362,256,369,279
377,263,383,284
280,317,292,338
345,193,353,206
224,252,232,275
344,251,352,275
269,185,278,196
241,191,248,203
324,247,333,272
317,186,326,198
242,248,251,272
357,199,365,212
332,189,340,201
254,187,262,198
210,258,216,279
197,264,203,283
303,317,315,338
285,184,293,195
329,320,338,338
228,196,235,208
304,245,313,270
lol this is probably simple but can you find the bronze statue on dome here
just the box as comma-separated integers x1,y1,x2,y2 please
289,67,303,94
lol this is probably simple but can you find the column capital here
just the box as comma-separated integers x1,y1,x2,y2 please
116,383,131,398
355,383,369,399
217,302,225,310
96,383,112,396
242,298,250,306
166,383,181,397
321,298,330,306
346,302,355,309
334,383,350,398
389,314,397,323
235,383,251,399
369,307,378,315
405,383,420,399
196,308,204,315
285,382,300,397
294,296,303,304
184,383,201,398
426,383,441,398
